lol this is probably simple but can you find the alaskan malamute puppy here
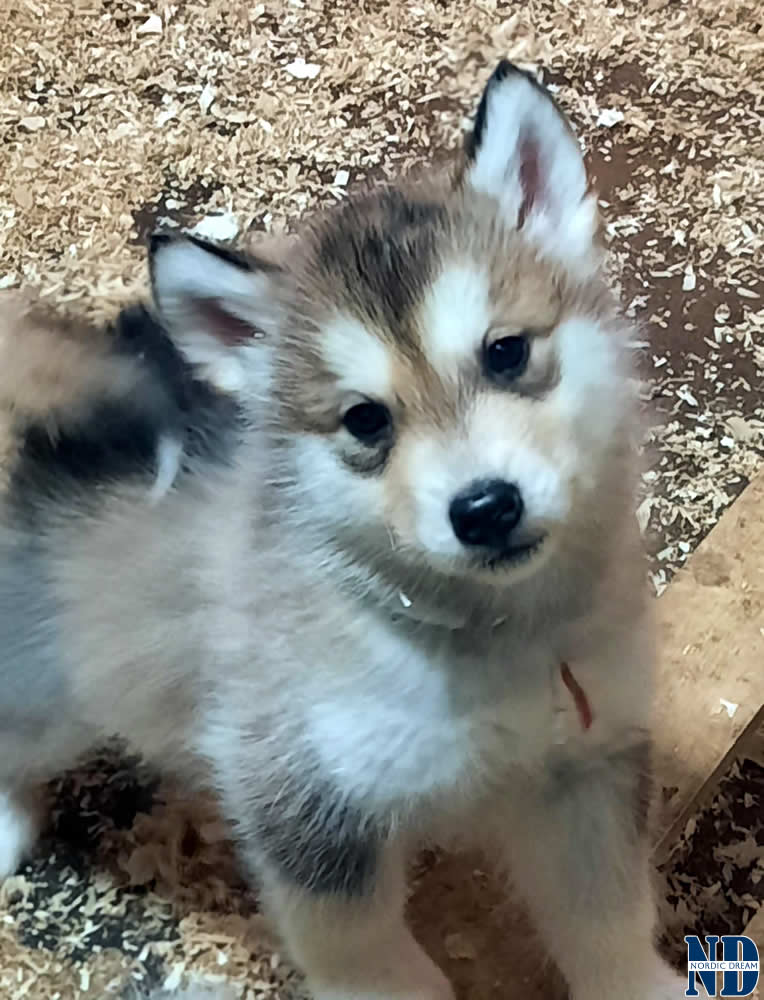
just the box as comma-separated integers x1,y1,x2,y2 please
0,62,683,998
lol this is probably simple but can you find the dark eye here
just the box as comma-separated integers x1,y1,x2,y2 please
343,401,392,443
484,335,530,381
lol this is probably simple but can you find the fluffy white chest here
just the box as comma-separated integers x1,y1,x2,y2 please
305,609,653,811
306,620,562,809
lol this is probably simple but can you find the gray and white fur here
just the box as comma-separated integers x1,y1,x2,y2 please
0,62,683,999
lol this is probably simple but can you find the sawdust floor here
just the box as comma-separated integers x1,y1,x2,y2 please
1,0,763,996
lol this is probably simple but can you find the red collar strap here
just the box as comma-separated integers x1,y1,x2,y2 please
560,661,593,731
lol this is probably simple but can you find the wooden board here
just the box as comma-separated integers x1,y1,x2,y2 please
652,471,764,851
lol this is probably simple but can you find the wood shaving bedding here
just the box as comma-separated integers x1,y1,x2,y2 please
0,0,761,995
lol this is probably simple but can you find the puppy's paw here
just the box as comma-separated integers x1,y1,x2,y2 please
0,789,40,879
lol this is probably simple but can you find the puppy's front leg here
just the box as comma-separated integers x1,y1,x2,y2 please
501,743,684,999
237,802,453,1000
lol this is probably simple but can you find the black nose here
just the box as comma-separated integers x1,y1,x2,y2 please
449,479,524,549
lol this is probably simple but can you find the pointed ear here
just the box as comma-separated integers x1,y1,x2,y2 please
149,233,283,393
465,61,598,266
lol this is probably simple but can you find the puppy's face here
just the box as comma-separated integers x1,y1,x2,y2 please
151,63,634,586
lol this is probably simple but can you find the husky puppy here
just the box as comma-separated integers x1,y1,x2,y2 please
0,62,684,999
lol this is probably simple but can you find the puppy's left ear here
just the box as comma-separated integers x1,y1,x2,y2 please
149,233,283,394
465,61,599,267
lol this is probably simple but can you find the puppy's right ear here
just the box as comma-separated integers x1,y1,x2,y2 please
149,233,283,393
464,61,598,270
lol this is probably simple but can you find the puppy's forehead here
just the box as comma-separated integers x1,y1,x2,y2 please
305,184,565,397
303,185,447,399
308,186,449,347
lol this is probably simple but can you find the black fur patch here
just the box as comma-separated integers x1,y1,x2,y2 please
253,777,385,897
9,305,244,511
112,303,194,394
17,401,161,490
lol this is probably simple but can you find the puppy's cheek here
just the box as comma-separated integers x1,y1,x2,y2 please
522,481,571,532
552,320,632,457
332,470,388,532
289,437,380,528
536,416,611,507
